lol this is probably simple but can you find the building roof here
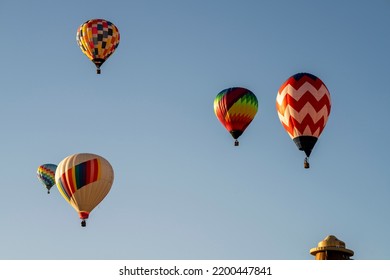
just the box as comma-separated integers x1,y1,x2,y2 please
310,235,354,256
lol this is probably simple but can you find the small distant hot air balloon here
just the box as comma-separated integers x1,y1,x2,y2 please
55,153,114,227
37,164,57,194
76,19,120,74
214,87,258,146
276,73,331,168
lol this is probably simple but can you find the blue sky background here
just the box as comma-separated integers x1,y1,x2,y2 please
0,0,389,260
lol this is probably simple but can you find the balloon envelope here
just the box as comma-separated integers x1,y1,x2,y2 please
276,72,331,158
55,153,114,223
76,19,120,74
37,164,57,194
214,87,258,145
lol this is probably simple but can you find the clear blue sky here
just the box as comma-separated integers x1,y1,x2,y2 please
0,0,389,260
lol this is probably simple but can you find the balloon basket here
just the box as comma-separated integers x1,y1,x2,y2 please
81,220,86,227
234,140,239,146
96,69,101,74
304,157,310,169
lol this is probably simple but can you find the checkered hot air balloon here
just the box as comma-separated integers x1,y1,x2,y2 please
214,87,258,146
37,164,57,194
76,19,120,74
276,73,331,168
55,153,114,227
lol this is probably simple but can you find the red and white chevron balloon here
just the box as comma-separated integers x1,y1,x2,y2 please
276,73,331,167
276,72,331,139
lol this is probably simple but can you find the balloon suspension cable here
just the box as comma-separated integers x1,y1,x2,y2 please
234,140,239,146
81,220,86,227
304,157,310,169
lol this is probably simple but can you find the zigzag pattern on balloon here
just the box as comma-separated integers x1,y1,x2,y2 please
277,101,330,138
277,101,330,124
276,76,331,139
226,101,258,126
276,83,331,109
278,112,327,138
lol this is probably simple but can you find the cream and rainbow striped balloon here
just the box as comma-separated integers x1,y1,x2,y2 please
55,153,114,226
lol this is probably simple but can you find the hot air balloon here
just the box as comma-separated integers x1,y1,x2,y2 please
76,19,120,74
276,72,331,168
37,164,57,194
214,87,258,146
55,153,114,227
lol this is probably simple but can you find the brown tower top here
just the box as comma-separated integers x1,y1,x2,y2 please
310,235,354,260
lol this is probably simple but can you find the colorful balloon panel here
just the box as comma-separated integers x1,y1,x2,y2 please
56,158,101,201
55,153,114,221
76,19,120,73
276,73,331,140
214,87,258,140
37,164,57,193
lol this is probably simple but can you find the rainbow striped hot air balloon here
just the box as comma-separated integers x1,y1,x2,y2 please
76,19,120,74
276,73,331,168
55,153,114,227
37,164,57,194
214,87,258,146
